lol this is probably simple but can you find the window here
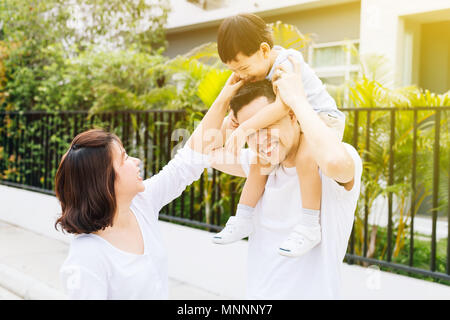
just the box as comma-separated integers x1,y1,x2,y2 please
187,0,225,10
308,40,360,86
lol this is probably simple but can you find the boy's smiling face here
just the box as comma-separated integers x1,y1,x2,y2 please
226,43,272,83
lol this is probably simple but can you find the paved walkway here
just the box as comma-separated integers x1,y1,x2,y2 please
0,220,223,300
1,215,450,300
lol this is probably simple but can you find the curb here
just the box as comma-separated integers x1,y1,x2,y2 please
0,263,66,300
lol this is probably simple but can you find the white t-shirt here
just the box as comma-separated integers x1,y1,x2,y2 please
240,143,362,299
60,145,209,300
267,45,345,121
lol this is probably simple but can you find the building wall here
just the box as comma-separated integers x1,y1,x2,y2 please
165,25,218,58
360,0,450,88
264,1,361,44
419,21,450,94
164,1,361,58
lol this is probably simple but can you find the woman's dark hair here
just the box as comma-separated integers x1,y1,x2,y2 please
217,13,273,63
230,79,276,116
55,129,122,234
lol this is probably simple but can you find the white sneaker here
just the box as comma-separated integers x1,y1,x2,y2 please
212,216,253,244
278,224,321,257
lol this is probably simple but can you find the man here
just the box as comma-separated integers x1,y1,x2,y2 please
208,57,363,299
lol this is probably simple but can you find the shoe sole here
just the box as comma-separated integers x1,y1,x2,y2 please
212,234,251,245
278,240,321,258
212,237,240,245
278,248,302,257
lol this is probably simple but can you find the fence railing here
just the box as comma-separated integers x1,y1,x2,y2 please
0,107,449,283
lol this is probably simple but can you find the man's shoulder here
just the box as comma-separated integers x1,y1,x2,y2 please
321,143,362,196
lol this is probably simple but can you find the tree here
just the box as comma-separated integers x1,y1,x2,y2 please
0,0,169,111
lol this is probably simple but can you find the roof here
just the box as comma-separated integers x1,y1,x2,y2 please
166,0,359,34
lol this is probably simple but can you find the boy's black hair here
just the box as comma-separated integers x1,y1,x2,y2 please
230,79,276,116
217,13,273,63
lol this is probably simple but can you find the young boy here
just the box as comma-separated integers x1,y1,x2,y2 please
212,13,345,257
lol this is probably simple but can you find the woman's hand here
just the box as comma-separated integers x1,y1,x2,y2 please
216,72,245,105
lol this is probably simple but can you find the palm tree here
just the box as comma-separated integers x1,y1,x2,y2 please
342,52,449,266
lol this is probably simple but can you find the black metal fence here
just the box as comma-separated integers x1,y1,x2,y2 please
0,107,449,283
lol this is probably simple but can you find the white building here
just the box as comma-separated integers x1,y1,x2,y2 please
165,0,450,93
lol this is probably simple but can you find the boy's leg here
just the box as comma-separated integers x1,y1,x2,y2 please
212,160,268,245
239,160,269,207
279,141,322,257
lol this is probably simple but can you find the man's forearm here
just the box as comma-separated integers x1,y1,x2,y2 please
291,99,354,183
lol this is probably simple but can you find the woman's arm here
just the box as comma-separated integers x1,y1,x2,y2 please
188,74,244,155
61,265,108,300
138,74,245,213
209,147,247,177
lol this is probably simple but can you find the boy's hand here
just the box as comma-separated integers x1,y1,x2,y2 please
225,125,247,156
217,72,244,104
226,110,240,129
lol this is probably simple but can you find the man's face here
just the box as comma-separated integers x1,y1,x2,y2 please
226,49,271,83
235,96,298,166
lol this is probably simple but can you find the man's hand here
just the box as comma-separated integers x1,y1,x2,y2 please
272,56,307,110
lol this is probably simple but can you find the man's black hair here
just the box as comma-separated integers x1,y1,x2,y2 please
230,79,276,116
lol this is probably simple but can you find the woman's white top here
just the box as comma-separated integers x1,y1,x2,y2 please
60,145,209,299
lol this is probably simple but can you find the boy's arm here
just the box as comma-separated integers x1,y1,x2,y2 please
240,96,289,133
225,97,290,155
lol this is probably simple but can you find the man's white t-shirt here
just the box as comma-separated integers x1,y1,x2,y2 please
240,143,362,299
60,145,209,300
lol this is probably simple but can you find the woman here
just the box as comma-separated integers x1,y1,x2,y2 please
56,75,243,299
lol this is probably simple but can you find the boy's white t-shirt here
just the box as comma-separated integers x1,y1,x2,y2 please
267,45,345,121
60,145,209,300
240,143,362,299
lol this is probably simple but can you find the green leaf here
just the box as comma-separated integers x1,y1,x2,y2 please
197,69,231,107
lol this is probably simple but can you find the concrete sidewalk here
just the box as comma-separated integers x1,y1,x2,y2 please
0,220,224,300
